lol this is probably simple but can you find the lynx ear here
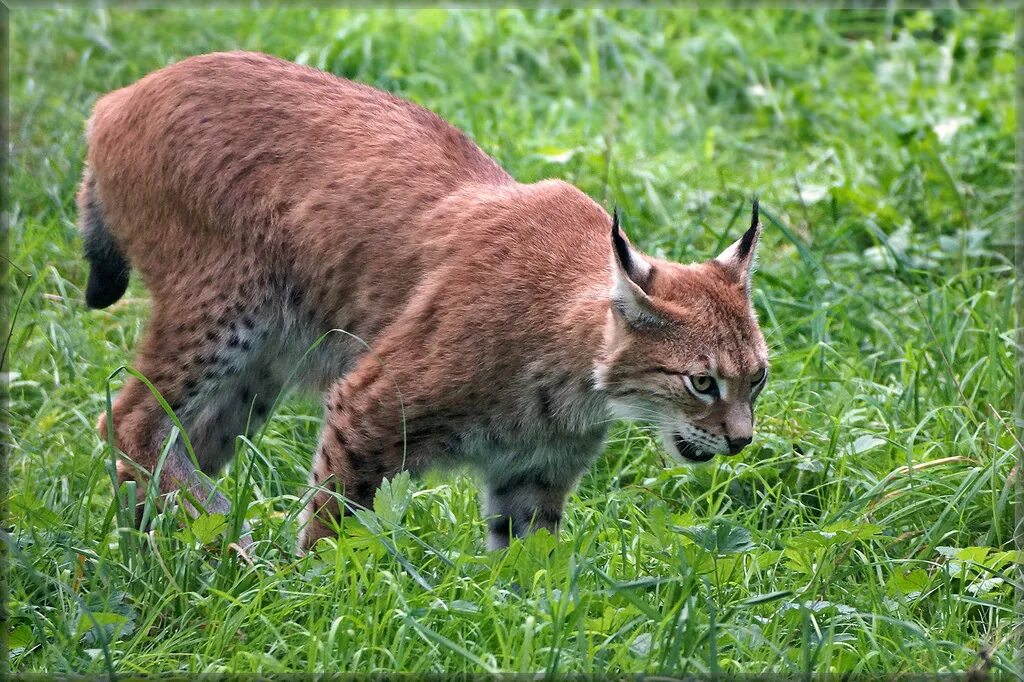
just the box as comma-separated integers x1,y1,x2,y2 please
609,210,663,328
715,198,762,291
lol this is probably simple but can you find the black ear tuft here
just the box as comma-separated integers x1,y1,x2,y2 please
737,196,760,260
611,207,633,272
608,208,662,326
610,207,654,293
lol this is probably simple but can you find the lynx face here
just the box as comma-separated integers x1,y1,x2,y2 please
596,202,769,464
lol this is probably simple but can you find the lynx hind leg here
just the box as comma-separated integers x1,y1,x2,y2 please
100,374,237,529
483,473,571,550
101,300,285,536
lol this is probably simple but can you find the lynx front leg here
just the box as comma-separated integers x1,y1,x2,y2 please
483,473,571,550
298,352,435,552
298,419,398,551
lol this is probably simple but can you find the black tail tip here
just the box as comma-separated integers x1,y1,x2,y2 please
85,264,130,309
80,176,130,308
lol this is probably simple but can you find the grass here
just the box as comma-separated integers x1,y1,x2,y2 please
6,6,1021,676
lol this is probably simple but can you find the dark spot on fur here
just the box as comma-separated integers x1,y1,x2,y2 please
442,432,464,454
239,386,252,404
494,474,530,499
228,334,240,347
241,339,252,352
539,509,563,526
354,479,375,502
214,151,237,175
205,329,218,342
537,386,554,423
489,516,513,537
254,402,268,418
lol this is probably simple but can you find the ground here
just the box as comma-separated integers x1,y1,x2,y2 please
6,7,1020,675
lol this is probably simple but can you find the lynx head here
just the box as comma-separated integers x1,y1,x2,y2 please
595,200,769,464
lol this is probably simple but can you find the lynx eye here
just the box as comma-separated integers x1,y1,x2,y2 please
752,367,767,385
688,374,717,396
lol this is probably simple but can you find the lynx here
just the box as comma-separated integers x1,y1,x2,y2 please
78,51,769,552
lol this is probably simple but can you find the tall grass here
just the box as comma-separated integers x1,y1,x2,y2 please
6,7,1019,675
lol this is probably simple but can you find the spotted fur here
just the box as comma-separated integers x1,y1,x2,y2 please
78,52,768,552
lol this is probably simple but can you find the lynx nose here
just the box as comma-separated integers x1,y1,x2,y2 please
726,436,752,455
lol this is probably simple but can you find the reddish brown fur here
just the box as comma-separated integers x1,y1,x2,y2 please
78,52,768,552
